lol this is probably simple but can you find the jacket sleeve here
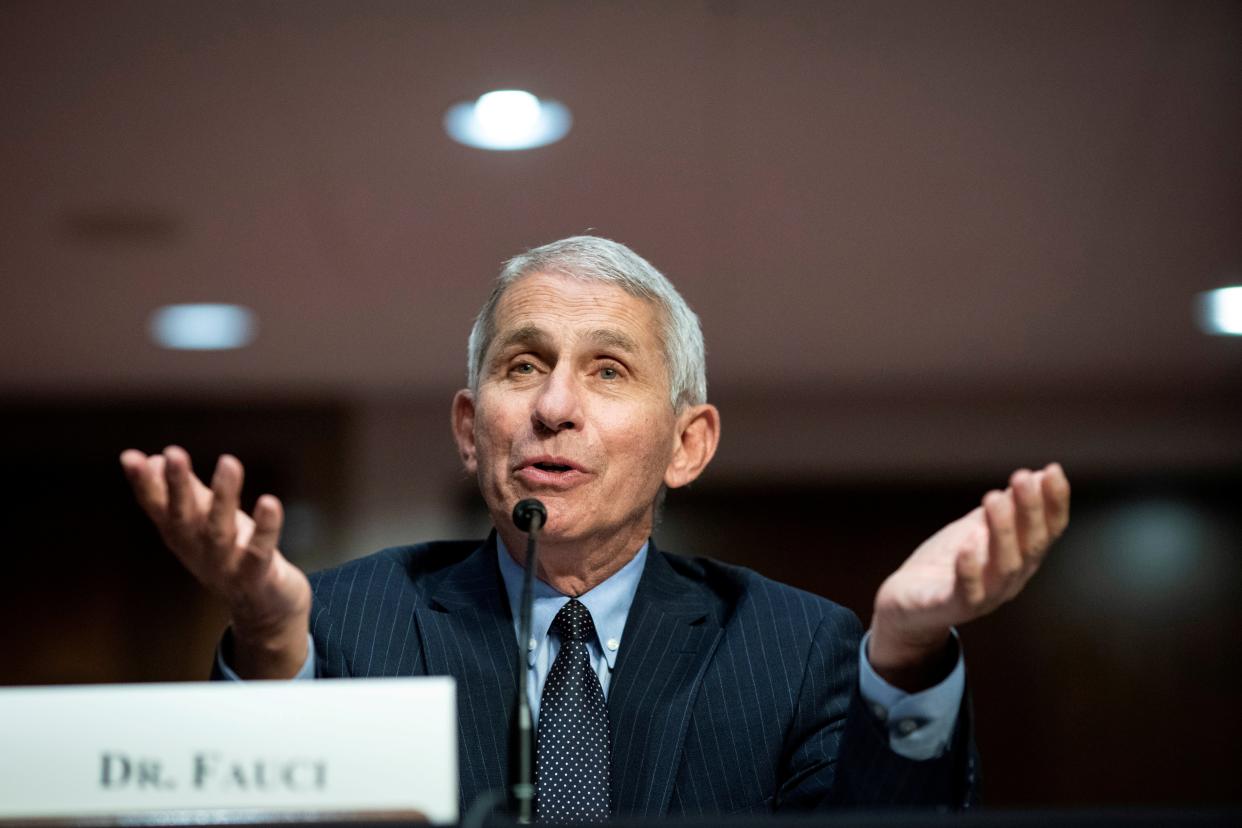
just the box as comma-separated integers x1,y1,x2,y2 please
775,608,980,810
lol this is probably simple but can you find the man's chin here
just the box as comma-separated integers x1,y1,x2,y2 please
491,493,574,539
490,492,648,550
507,505,588,546
502,489,571,522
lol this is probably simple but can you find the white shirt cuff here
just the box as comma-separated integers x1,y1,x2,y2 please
857,629,965,760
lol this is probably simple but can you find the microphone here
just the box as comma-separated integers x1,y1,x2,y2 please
512,498,546,533
509,498,546,823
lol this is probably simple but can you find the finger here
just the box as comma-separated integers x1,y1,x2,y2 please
119,448,146,477
1041,462,1071,537
120,449,169,517
241,494,283,570
163,445,199,526
206,455,243,550
955,530,987,611
1010,468,1049,560
234,494,283,586
983,488,1021,580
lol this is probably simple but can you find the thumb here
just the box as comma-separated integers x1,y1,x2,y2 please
236,494,283,582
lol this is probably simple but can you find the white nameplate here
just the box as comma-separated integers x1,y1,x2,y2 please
0,678,457,823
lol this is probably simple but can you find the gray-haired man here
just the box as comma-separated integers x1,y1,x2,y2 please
122,235,1070,815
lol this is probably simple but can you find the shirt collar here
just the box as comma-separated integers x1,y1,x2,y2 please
497,534,648,671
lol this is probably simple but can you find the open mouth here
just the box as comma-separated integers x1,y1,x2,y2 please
516,458,586,489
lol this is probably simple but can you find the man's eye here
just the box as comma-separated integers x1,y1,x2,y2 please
512,362,536,375
599,366,619,380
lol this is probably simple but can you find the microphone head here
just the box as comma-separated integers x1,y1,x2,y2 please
512,498,547,533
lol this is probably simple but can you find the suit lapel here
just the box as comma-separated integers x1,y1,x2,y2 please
413,535,518,811
608,545,724,817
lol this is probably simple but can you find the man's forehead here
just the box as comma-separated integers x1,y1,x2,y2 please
494,323,642,355
490,273,659,352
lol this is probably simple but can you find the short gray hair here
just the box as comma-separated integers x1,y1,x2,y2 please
467,235,707,410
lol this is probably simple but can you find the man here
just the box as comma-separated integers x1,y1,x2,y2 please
120,236,1070,818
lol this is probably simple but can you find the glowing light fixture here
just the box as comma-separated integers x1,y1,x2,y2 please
1196,285,1242,336
149,303,257,350
444,90,571,151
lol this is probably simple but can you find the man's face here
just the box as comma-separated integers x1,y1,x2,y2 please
454,272,683,550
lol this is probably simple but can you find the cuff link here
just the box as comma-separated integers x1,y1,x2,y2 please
895,718,923,737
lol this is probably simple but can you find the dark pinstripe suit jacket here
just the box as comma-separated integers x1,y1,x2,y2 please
306,536,978,816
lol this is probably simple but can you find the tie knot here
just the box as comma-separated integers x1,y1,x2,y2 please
551,598,596,643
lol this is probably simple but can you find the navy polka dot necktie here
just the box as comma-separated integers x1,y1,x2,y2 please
535,598,611,822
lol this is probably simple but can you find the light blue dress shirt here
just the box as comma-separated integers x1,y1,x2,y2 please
496,535,645,725
220,536,966,760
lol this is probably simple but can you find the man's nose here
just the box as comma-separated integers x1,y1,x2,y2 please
532,364,581,433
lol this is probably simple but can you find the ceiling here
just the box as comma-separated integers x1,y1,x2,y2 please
2,0,1240,401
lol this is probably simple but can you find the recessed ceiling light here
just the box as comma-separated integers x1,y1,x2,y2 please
149,303,257,350
1195,286,1242,336
444,89,572,151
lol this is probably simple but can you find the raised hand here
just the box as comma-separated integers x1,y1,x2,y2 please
868,463,1071,690
119,445,311,678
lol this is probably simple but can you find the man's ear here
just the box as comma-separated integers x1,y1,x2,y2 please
664,403,721,489
451,389,478,474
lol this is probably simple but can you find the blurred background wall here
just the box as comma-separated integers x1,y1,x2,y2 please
1,0,1240,809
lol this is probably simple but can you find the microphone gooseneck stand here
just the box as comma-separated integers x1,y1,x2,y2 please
509,498,547,824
